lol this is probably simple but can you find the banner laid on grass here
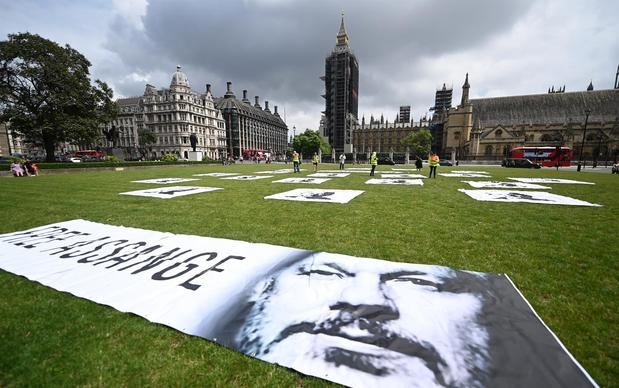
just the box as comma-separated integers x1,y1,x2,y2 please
0,220,598,388
132,178,200,184
508,178,595,185
221,175,273,180
439,173,491,178
271,178,330,184
308,173,350,178
120,186,222,199
365,179,424,185
380,173,427,179
462,181,551,189
459,189,602,206
265,189,364,203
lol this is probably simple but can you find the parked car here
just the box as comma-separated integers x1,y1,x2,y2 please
502,158,541,168
439,160,453,166
378,157,396,165
69,157,82,163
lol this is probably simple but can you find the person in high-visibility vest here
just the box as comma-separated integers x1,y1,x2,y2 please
370,151,378,176
292,151,300,173
428,152,440,178
312,152,319,172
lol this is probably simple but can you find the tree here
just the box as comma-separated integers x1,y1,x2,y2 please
401,128,432,157
0,33,117,161
137,129,157,159
292,129,321,157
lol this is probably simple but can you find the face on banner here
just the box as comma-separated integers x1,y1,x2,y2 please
228,253,488,387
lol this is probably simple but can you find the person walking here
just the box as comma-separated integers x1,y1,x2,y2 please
428,152,439,178
415,156,423,171
339,153,346,170
292,151,300,173
312,152,319,172
370,151,378,176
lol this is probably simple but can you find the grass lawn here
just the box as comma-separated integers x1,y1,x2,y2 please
0,163,617,386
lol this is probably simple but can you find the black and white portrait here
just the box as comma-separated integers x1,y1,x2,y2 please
120,186,222,199
265,189,364,203
272,178,330,184
221,175,273,181
458,189,601,206
462,181,550,189
366,179,424,185
131,178,200,184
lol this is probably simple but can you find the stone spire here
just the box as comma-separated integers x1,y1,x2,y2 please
587,80,594,91
461,73,470,105
335,12,350,49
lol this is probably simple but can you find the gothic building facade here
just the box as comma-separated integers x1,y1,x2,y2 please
438,68,619,163
352,115,429,155
322,15,359,154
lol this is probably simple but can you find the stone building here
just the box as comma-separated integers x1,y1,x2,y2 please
214,82,288,160
142,67,226,160
110,66,226,160
439,70,619,163
352,115,429,156
322,15,359,154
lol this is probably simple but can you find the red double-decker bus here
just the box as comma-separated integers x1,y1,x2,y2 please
509,146,572,167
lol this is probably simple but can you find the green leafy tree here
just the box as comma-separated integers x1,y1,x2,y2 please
137,129,157,159
401,128,432,157
0,33,117,161
292,129,321,158
319,135,332,156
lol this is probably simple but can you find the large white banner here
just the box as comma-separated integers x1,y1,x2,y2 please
508,178,595,185
459,189,602,207
0,221,598,388
462,181,551,189
366,179,424,185
132,178,200,184
272,178,330,184
120,186,222,199
265,189,364,204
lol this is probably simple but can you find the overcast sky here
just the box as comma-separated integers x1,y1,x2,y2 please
2,0,618,133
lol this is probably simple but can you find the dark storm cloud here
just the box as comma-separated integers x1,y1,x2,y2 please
105,0,535,107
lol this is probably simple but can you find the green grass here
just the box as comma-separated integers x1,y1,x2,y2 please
0,163,617,387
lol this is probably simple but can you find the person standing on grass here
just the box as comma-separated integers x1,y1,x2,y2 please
292,150,300,173
312,152,319,172
339,153,346,170
415,156,423,171
428,152,439,178
370,151,378,176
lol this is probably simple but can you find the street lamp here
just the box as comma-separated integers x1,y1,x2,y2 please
577,109,591,172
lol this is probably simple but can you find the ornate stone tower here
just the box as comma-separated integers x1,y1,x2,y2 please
322,14,359,154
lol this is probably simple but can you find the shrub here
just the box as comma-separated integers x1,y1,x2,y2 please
160,153,178,162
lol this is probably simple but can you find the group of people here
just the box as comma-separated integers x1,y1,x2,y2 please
10,159,39,177
289,150,442,177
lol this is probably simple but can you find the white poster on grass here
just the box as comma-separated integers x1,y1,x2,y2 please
272,178,330,184
462,181,551,189
366,179,424,186
440,173,491,178
508,178,595,185
458,189,601,206
308,173,350,178
193,172,239,177
381,173,427,179
132,178,200,184
120,186,222,199
0,220,598,388
265,188,364,204
221,175,273,180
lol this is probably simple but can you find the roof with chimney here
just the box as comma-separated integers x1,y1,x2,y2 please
214,83,286,127
471,88,619,127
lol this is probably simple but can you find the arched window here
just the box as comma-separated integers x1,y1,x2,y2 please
454,131,461,140
541,134,553,142
495,129,503,138
485,145,494,155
